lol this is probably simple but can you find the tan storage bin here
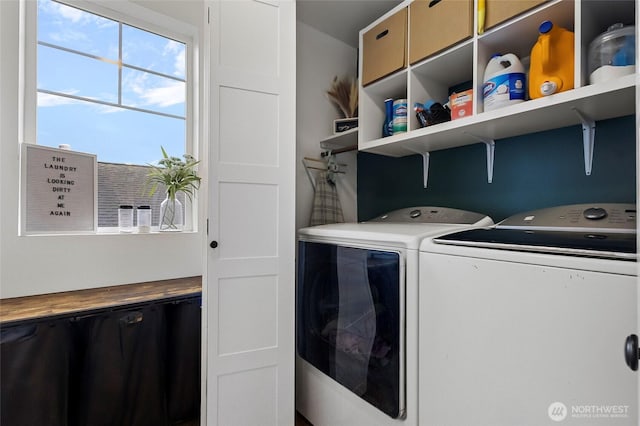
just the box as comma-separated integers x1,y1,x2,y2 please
362,7,407,87
409,0,473,64
484,0,549,30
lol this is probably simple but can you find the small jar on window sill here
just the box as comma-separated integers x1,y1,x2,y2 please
118,205,134,233
137,205,152,233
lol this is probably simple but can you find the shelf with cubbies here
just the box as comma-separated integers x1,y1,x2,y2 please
357,0,637,184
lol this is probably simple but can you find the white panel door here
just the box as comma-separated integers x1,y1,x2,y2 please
205,1,295,425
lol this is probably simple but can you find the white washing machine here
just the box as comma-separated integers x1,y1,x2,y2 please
419,203,637,425
296,207,493,426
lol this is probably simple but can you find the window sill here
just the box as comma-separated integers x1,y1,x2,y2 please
96,227,197,235
22,227,198,236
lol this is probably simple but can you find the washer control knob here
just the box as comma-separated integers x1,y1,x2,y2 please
583,207,608,220
409,209,422,219
624,334,639,371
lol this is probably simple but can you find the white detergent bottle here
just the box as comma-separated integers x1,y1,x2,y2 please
482,53,526,111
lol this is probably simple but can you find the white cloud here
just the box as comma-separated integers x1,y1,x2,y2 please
123,70,185,109
48,0,115,28
122,70,148,105
164,40,186,77
139,81,185,107
95,104,124,114
48,29,89,45
164,40,181,55
38,92,81,107
50,1,86,23
39,0,117,51
38,92,122,115
174,48,186,77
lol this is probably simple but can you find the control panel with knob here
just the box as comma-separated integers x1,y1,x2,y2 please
497,203,636,232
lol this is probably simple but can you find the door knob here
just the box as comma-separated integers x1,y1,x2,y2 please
624,334,638,371
209,241,218,249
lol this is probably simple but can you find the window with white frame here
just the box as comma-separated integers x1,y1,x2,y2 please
26,0,196,229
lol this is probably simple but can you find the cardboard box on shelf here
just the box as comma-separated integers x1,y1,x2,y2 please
362,8,407,87
409,0,473,64
483,0,549,31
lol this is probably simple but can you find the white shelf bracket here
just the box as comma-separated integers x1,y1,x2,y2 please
421,152,430,189
405,147,430,188
464,132,495,183
485,140,495,184
572,108,596,176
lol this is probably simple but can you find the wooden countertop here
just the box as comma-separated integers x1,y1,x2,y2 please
0,276,202,324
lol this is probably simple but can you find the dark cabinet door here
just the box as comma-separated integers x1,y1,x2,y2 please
72,304,168,426
1,320,73,426
166,298,202,424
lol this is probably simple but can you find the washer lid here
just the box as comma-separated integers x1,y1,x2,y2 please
367,206,492,224
299,222,490,250
433,203,637,260
434,228,636,260
299,206,493,250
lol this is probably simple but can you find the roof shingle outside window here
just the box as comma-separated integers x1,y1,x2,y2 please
98,162,186,228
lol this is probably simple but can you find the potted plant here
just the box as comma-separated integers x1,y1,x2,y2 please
146,146,201,231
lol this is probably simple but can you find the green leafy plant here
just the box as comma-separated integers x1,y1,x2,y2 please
146,146,201,201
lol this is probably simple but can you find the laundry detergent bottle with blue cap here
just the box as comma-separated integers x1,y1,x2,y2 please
529,20,574,98
482,53,526,111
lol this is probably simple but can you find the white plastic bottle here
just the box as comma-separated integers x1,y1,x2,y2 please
482,53,526,111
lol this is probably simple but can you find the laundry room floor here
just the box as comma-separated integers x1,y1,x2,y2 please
295,411,312,425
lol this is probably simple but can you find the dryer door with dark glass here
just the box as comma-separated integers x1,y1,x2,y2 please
297,240,404,418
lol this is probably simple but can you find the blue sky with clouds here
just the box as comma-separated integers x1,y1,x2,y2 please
37,0,186,165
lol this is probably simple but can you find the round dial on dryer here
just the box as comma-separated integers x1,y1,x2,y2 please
583,207,608,220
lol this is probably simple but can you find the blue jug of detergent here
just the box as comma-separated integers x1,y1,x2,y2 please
382,98,393,137
482,53,526,111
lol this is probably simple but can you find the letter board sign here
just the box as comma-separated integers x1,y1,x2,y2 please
21,144,97,234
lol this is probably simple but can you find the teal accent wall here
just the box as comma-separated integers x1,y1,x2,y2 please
357,115,636,222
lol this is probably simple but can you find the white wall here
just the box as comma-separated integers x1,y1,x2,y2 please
0,0,206,298
131,0,202,25
296,21,358,232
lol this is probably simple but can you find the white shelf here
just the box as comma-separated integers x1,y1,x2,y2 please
320,127,358,151
357,0,637,164
359,74,636,157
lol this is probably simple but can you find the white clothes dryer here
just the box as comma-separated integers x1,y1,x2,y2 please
296,207,493,426
419,203,637,425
